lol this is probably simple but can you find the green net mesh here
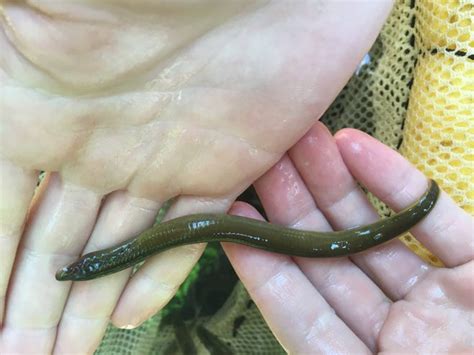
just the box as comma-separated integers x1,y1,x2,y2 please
95,0,473,353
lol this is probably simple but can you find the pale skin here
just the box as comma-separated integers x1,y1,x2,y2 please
6,0,469,353
224,123,474,354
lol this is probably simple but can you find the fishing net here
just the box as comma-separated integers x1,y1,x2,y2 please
95,0,473,353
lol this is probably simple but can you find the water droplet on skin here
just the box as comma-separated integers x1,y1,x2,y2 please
351,141,362,154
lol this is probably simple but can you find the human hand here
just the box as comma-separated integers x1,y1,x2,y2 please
0,1,395,352
224,122,473,354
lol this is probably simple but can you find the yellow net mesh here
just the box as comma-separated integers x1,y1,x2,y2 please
401,0,473,214
96,0,473,353
397,0,473,265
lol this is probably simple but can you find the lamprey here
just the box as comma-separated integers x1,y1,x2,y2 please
56,180,439,281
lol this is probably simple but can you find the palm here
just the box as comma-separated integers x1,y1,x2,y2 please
2,0,369,198
1,1,395,353
379,265,473,352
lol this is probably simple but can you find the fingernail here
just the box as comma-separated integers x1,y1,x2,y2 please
116,316,146,330
118,323,139,330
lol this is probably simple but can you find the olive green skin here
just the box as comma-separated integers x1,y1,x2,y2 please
56,180,439,281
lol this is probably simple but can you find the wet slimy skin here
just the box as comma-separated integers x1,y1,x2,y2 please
56,180,439,281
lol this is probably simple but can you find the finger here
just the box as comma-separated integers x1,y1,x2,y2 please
289,122,433,300
1,173,102,354
223,203,371,354
54,191,161,354
110,194,235,329
253,153,390,351
336,128,473,267
0,160,37,325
